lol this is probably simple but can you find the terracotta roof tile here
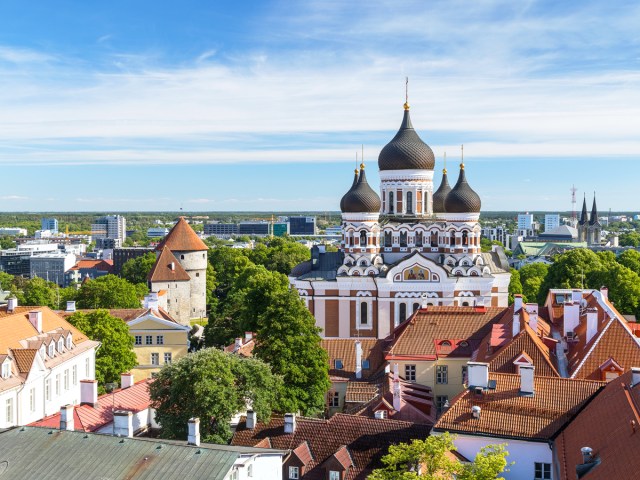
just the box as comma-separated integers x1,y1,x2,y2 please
321,339,386,380
11,348,37,374
148,247,191,283
155,217,208,252
434,373,604,441
554,370,640,479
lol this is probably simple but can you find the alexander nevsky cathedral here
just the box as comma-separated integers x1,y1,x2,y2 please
290,100,511,340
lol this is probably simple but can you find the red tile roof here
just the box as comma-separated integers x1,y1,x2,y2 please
231,413,431,480
148,247,191,283
434,372,604,441
555,370,640,479
72,259,114,272
155,217,208,252
321,339,386,380
11,348,37,374
29,380,152,432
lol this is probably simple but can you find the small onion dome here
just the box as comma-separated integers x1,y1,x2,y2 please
444,164,481,213
341,164,381,213
432,168,451,214
378,106,435,171
339,168,359,212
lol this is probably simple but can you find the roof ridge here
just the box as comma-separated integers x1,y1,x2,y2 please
570,318,614,378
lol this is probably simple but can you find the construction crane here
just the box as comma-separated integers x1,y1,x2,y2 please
65,225,103,236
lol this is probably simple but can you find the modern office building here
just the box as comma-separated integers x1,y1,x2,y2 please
0,228,27,236
41,218,59,233
289,216,317,235
112,247,154,275
238,222,270,235
30,253,77,286
272,223,289,237
91,215,126,247
544,214,560,232
146,227,170,238
204,222,239,236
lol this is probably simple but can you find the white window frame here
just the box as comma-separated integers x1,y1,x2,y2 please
64,369,69,390
288,466,299,480
1,362,9,379
85,358,90,378
146,335,153,345
164,352,172,364
135,336,142,345
55,374,61,396
329,471,340,480
356,298,373,330
405,364,416,382
45,379,51,401
151,353,159,366
72,365,78,385
48,344,54,357
329,391,340,408
29,388,36,412
436,365,448,384
5,398,13,424
156,335,164,345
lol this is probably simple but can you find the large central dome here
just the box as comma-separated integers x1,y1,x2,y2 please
378,106,435,171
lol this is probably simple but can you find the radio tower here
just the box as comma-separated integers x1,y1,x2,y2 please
570,185,578,227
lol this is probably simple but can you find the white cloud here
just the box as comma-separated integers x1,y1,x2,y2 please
0,195,28,200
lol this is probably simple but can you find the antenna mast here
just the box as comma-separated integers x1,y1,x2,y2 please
571,185,577,225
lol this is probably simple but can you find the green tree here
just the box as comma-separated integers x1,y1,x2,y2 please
619,232,640,247
209,246,253,289
75,274,144,309
253,288,330,415
518,263,549,304
0,271,13,291
0,237,16,249
618,249,640,275
67,310,137,388
588,263,640,315
149,348,281,443
369,433,510,480
538,249,601,304
10,277,59,308
121,252,157,284
508,268,522,305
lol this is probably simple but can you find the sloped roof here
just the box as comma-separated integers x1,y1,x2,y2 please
148,247,191,283
60,307,178,324
434,373,604,441
11,348,38,374
72,259,114,272
30,380,153,432
155,217,208,252
554,370,640,479
232,413,431,480
321,338,386,380
387,306,509,359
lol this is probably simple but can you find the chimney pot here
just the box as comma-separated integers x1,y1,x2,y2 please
571,289,583,303
120,372,134,389
188,417,201,446
513,294,523,313
246,410,257,430
467,362,489,389
600,286,608,300
244,331,253,342
284,413,296,433
355,340,363,380
581,446,593,464
7,296,17,312
235,337,243,350
512,313,521,338
113,410,133,438
60,404,74,431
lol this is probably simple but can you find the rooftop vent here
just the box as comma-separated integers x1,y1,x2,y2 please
581,447,593,464
471,405,481,419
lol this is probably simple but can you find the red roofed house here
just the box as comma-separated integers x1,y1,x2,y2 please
148,217,208,325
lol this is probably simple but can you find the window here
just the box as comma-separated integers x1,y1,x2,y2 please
5,398,13,424
405,364,416,382
289,467,299,480
399,303,407,323
135,336,142,345
406,191,413,214
415,231,423,247
151,353,159,366
146,335,153,345
156,335,164,345
534,462,551,480
384,231,392,247
436,395,449,415
360,302,368,325
58,339,64,352
388,191,394,214
461,366,468,384
360,230,367,246
330,471,340,480
335,359,343,370
247,465,253,478
30,388,36,412
45,379,51,401
48,344,54,357
329,391,340,408
66,335,72,349
413,302,420,313
64,369,69,390
362,359,370,369
164,353,172,364
180,254,185,259
436,365,448,384
196,272,200,277
55,374,61,396
73,365,77,385
400,231,407,247
85,358,90,378
1,362,9,379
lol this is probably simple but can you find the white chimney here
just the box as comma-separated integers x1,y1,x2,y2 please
188,417,200,446
512,313,521,338
513,294,523,313
519,365,535,395
525,303,538,315
28,311,43,333
60,404,75,431
121,372,134,389
471,405,481,419
355,341,363,380
7,296,17,313
66,300,76,312
246,410,257,430
528,311,538,333
284,413,296,433
581,447,593,464
571,289,583,303
234,337,243,351
244,332,253,342
563,302,580,336
600,286,609,300
586,308,598,344
467,362,489,389
80,379,98,407
393,376,402,411
113,410,133,438
144,292,159,310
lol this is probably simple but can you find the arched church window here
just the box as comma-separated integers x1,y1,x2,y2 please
360,302,368,325
413,302,420,312
384,231,392,247
388,191,394,214
450,232,456,246
462,231,469,246
415,231,423,247
360,230,367,246
462,301,470,307
399,303,407,323
400,231,408,247
406,192,413,214
431,231,438,247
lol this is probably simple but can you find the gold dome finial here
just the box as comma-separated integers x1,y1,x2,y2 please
360,162,365,169
404,76,410,110
460,144,465,169
443,152,447,174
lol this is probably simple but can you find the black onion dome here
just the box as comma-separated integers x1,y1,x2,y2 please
339,169,359,211
341,167,381,213
378,108,435,171
432,170,451,214
444,165,481,213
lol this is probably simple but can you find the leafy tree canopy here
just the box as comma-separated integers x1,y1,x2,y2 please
75,274,146,309
518,263,549,304
149,348,281,444
120,252,157,284
67,309,137,388
617,249,640,276
507,268,522,305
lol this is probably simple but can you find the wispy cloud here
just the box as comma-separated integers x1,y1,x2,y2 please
0,195,29,200
0,46,53,64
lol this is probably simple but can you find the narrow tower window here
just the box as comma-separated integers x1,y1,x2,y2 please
360,230,367,247
384,231,392,247
462,231,468,246
415,231,423,247
360,302,368,325
388,191,394,214
400,231,408,247
399,303,407,323
406,192,413,214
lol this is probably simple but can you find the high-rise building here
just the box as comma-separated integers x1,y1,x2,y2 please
204,223,239,236
289,216,316,235
517,213,534,230
91,215,126,247
544,214,560,232
41,218,59,234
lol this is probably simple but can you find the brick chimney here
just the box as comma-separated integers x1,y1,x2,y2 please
60,404,74,431
586,308,598,344
246,410,257,430
467,362,489,389
113,410,133,438
28,311,43,333
519,365,535,396
284,413,296,433
188,417,200,446
355,341,363,380
121,372,134,389
80,379,98,407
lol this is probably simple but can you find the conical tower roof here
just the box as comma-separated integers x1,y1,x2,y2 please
148,246,191,282
433,168,451,214
341,165,381,213
590,194,600,226
339,169,359,212
444,164,481,213
579,196,588,226
155,217,208,252
378,106,435,171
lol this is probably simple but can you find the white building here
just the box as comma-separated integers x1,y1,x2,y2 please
0,228,27,236
147,227,170,238
41,218,59,234
0,302,99,428
517,213,534,231
544,214,560,232
91,215,127,246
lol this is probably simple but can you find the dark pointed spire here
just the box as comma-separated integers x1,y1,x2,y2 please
444,162,481,213
589,193,600,226
433,153,451,214
339,168,359,212
579,195,588,226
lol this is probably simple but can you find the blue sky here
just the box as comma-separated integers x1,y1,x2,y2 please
0,0,639,212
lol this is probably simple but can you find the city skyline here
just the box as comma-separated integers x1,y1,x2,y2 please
1,0,639,211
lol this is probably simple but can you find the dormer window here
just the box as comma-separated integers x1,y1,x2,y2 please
48,344,54,357
1,361,10,379
39,346,45,359
329,471,340,480
334,359,343,370
58,339,64,352
66,334,72,349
